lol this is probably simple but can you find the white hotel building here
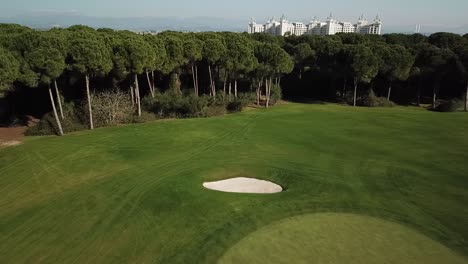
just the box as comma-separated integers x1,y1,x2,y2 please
248,14,382,36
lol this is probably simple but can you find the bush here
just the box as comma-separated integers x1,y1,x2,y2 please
143,93,209,118
205,105,227,117
214,93,230,107
184,94,210,117
434,99,463,112
25,112,59,136
225,92,256,113
237,92,257,107
226,101,243,113
269,84,283,105
88,89,135,127
26,102,88,136
168,72,182,96
361,90,395,107
132,111,157,123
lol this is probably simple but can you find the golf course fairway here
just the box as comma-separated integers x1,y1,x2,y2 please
1,103,467,263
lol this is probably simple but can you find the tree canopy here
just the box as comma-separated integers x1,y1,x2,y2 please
2,22,468,128
0,47,20,96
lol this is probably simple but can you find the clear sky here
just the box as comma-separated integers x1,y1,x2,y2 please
1,0,467,31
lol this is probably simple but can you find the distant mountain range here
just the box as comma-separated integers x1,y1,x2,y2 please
0,12,246,32
0,12,466,34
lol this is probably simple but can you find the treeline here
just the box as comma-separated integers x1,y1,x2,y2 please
0,24,467,135
0,24,292,135
278,32,468,110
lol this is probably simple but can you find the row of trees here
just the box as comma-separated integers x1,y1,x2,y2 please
0,24,293,134
279,32,468,109
1,24,468,135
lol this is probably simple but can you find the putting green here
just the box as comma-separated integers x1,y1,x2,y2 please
220,213,468,264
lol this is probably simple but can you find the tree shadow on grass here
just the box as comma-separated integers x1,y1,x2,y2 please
283,96,327,105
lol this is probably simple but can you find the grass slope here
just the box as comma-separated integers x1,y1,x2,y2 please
0,103,467,263
220,213,467,264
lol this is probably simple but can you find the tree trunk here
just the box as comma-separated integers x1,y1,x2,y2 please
234,79,238,98
130,85,135,107
151,70,156,95
387,82,392,101
212,81,216,97
135,74,141,117
210,66,216,97
266,77,272,108
85,74,94,130
256,78,263,106
432,85,437,109
268,78,271,108
191,64,198,96
269,78,272,107
228,81,232,98
353,78,358,107
464,80,468,112
416,78,421,107
208,65,214,97
195,65,199,96
54,80,64,119
146,70,154,98
223,75,227,95
256,85,260,106
212,79,216,97
49,85,64,136
342,78,347,99
134,85,138,107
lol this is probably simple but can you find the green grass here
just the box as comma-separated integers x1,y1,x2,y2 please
0,102,467,263
220,213,468,264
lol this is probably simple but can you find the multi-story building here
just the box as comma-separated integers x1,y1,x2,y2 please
248,14,382,36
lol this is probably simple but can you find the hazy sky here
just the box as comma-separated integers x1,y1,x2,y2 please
1,0,468,29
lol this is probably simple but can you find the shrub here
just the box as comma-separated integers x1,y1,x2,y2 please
237,92,257,107
226,101,243,113
26,102,88,136
361,90,395,107
25,112,59,136
88,89,135,127
214,93,230,106
168,72,182,96
132,111,157,123
143,93,209,118
434,99,463,112
183,94,210,117
269,84,283,105
224,92,256,113
205,105,227,117
60,102,89,132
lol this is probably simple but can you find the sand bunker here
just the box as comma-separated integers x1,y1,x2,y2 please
203,177,282,194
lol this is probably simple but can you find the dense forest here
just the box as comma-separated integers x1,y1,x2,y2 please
0,24,467,135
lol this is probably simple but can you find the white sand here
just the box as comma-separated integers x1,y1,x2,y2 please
0,141,22,147
203,177,283,194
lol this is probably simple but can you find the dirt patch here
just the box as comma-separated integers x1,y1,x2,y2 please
203,177,283,194
0,127,27,148
0,116,39,148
